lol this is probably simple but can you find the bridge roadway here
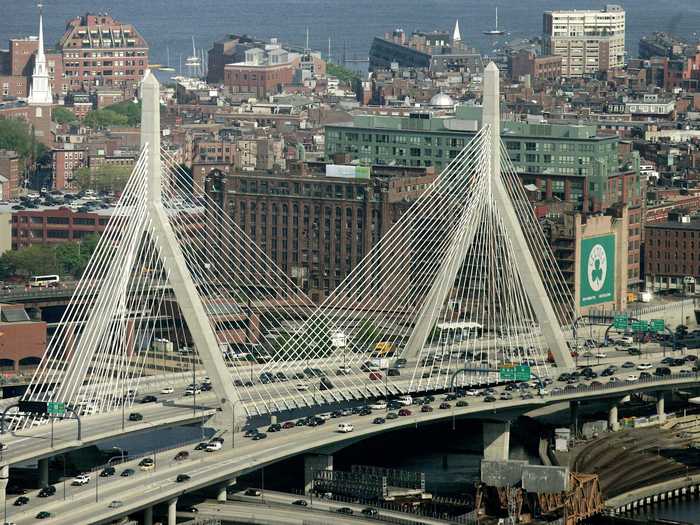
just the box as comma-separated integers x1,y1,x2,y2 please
0,345,680,468
4,368,700,523
0,346,690,467
183,492,452,525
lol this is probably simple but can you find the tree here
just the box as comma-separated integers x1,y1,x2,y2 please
0,235,100,280
52,107,78,125
73,165,132,192
83,109,129,129
354,319,381,352
0,118,34,159
104,100,141,126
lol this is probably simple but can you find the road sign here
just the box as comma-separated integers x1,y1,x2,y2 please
631,320,649,333
650,319,665,333
613,315,628,330
331,331,347,348
47,402,65,416
499,365,530,381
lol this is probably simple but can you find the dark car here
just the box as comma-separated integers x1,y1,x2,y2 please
252,432,268,441
373,417,386,424
621,362,635,369
244,429,259,437
484,395,497,402
195,441,209,450
655,366,672,377
640,371,652,379
359,407,372,416
121,468,135,477
672,358,685,367
398,408,412,416
275,372,288,382
14,496,29,506
456,400,469,407
200,383,212,392
425,395,435,403
282,421,295,429
140,395,157,403
174,451,189,461
176,474,191,483
661,357,675,364
337,507,354,515
295,419,306,427
439,402,451,409
292,499,308,506
38,486,55,498
421,405,433,412
36,511,52,519
386,412,399,420
234,379,244,387
388,368,401,376
267,423,282,432
100,466,116,477
245,488,262,496
686,354,698,362
362,507,379,516
128,412,143,421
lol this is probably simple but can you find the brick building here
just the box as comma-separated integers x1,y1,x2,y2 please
52,146,87,190
645,214,700,293
205,162,436,303
0,150,21,200
58,13,149,97
223,46,301,97
510,50,562,82
11,206,109,249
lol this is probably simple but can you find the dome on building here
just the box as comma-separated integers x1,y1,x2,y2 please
429,92,455,107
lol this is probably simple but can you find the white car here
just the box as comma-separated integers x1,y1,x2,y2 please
466,389,480,396
185,387,201,396
317,413,332,421
625,374,639,382
206,441,222,452
160,386,174,394
295,383,309,391
396,395,412,406
636,362,652,370
337,423,354,433
336,366,352,375
369,401,387,410
595,352,607,358
71,474,90,486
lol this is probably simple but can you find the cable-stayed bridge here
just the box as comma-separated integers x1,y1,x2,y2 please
0,64,696,525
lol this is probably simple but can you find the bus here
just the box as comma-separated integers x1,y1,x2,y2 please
372,341,395,357
29,275,60,288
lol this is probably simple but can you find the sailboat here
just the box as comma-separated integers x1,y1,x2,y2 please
159,47,176,72
483,7,505,35
185,36,202,77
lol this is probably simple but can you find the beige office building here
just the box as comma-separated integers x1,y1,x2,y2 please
543,5,625,77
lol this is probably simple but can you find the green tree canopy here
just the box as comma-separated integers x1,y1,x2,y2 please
73,165,132,193
0,235,100,280
83,109,129,129
52,107,78,125
104,100,141,126
0,118,46,161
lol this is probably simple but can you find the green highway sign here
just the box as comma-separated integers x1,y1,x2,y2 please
499,365,531,381
631,320,649,333
47,402,65,416
651,319,665,333
613,315,628,330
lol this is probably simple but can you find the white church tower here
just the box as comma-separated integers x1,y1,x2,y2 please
28,3,53,106
452,20,462,44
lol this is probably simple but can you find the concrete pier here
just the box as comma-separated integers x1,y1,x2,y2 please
304,454,333,494
483,421,510,461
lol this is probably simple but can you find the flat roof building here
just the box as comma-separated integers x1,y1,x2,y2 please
543,5,625,77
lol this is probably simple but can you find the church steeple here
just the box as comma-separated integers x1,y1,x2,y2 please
452,20,462,44
28,3,53,105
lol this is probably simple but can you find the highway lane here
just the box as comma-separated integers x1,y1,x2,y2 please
183,500,384,525
0,341,692,469
229,489,451,524
5,360,700,524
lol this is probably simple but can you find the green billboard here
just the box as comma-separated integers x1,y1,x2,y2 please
580,234,615,307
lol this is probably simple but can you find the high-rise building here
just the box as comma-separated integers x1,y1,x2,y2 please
543,5,625,77
58,13,148,96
